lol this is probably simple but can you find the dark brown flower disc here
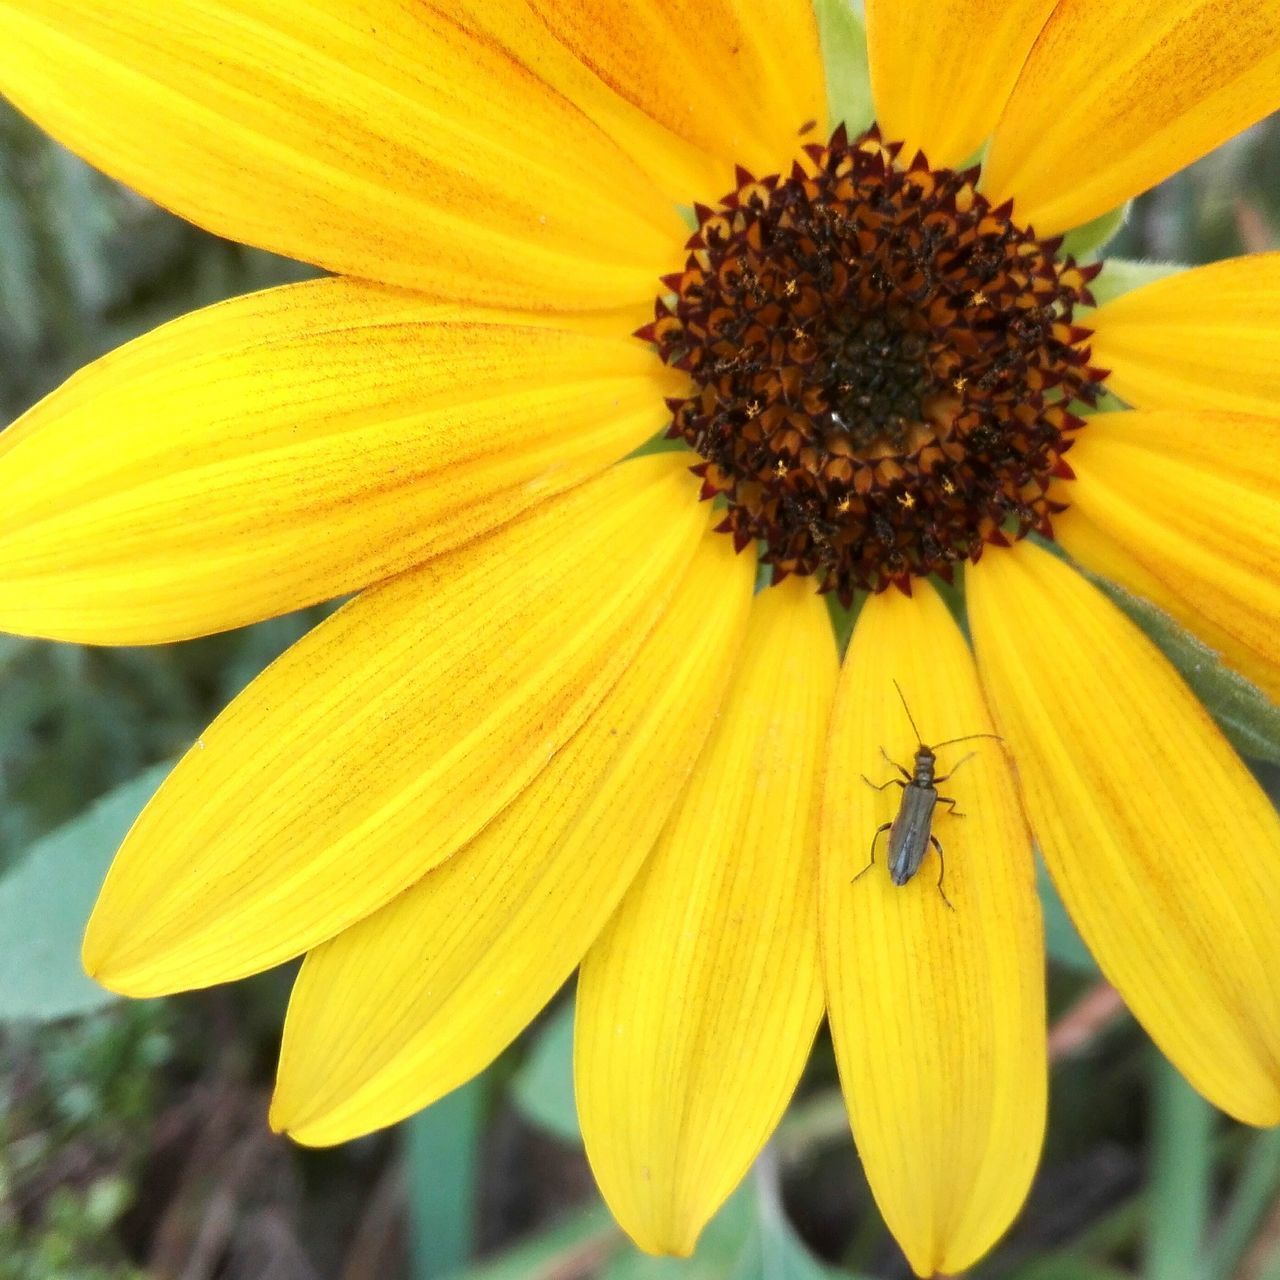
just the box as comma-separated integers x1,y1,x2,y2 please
637,124,1109,602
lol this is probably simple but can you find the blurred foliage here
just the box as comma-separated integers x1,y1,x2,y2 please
1,78,1279,1280
2,1003,170,1279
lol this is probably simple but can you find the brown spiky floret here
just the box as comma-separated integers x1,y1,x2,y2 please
636,124,1108,601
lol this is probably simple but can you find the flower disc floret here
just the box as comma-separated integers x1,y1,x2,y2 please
640,125,1109,600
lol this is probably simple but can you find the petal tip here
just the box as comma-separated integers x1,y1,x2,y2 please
80,932,131,995
632,1228,697,1262
268,1097,332,1148
267,1089,362,1149
1219,1085,1280,1130
266,1093,294,1138
81,931,183,999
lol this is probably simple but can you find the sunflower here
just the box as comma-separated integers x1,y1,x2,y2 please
3,0,1280,1274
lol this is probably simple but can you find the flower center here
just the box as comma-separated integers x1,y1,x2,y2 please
638,124,1108,600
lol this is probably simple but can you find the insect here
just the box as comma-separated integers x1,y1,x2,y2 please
853,680,1002,910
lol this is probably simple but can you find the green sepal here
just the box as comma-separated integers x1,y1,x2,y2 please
1079,387,1129,416
626,431,690,459
1088,257,1185,308
825,592,861,659
1025,542,1280,762
814,0,873,136
1089,575,1280,765
1061,202,1131,260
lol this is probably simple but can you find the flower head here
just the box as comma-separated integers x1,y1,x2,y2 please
649,123,1106,596
1,1,1279,1275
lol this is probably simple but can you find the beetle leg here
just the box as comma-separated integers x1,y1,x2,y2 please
880,745,913,781
936,794,966,818
853,824,892,882
933,750,977,785
861,773,907,792
930,834,956,912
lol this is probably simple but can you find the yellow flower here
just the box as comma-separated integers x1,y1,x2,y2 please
1,0,1279,1274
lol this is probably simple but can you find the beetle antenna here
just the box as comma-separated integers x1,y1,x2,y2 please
892,679,925,745
931,732,1004,750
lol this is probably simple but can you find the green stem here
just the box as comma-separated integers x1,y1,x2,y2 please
1207,1128,1280,1280
405,1080,487,1280
1145,1056,1214,1280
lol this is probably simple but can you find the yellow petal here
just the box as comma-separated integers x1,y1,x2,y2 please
83,454,710,996
271,524,755,1146
1063,410,1280,695
0,279,677,644
0,0,683,308
575,577,835,1257
515,0,826,198
1091,254,1280,416
864,0,1057,169
968,541,1280,1125
820,583,1044,1279
983,0,1280,236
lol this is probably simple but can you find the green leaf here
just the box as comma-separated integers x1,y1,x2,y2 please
730,1171,852,1280
1087,258,1184,308
1205,1128,1280,1280
0,763,170,1023
45,144,117,315
1011,1257,1133,1280
1090,578,1280,765
407,1078,487,1280
814,0,873,136
0,633,33,677
1061,203,1130,260
602,1167,860,1280
510,997,580,1144
0,167,42,352
447,1204,618,1280
1145,1056,1213,1280
1037,859,1097,975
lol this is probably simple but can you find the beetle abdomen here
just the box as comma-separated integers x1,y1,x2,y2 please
887,785,938,886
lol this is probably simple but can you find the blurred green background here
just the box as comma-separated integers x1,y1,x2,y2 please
2,86,1280,1280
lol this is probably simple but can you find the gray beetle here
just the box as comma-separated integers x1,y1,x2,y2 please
853,680,1002,910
